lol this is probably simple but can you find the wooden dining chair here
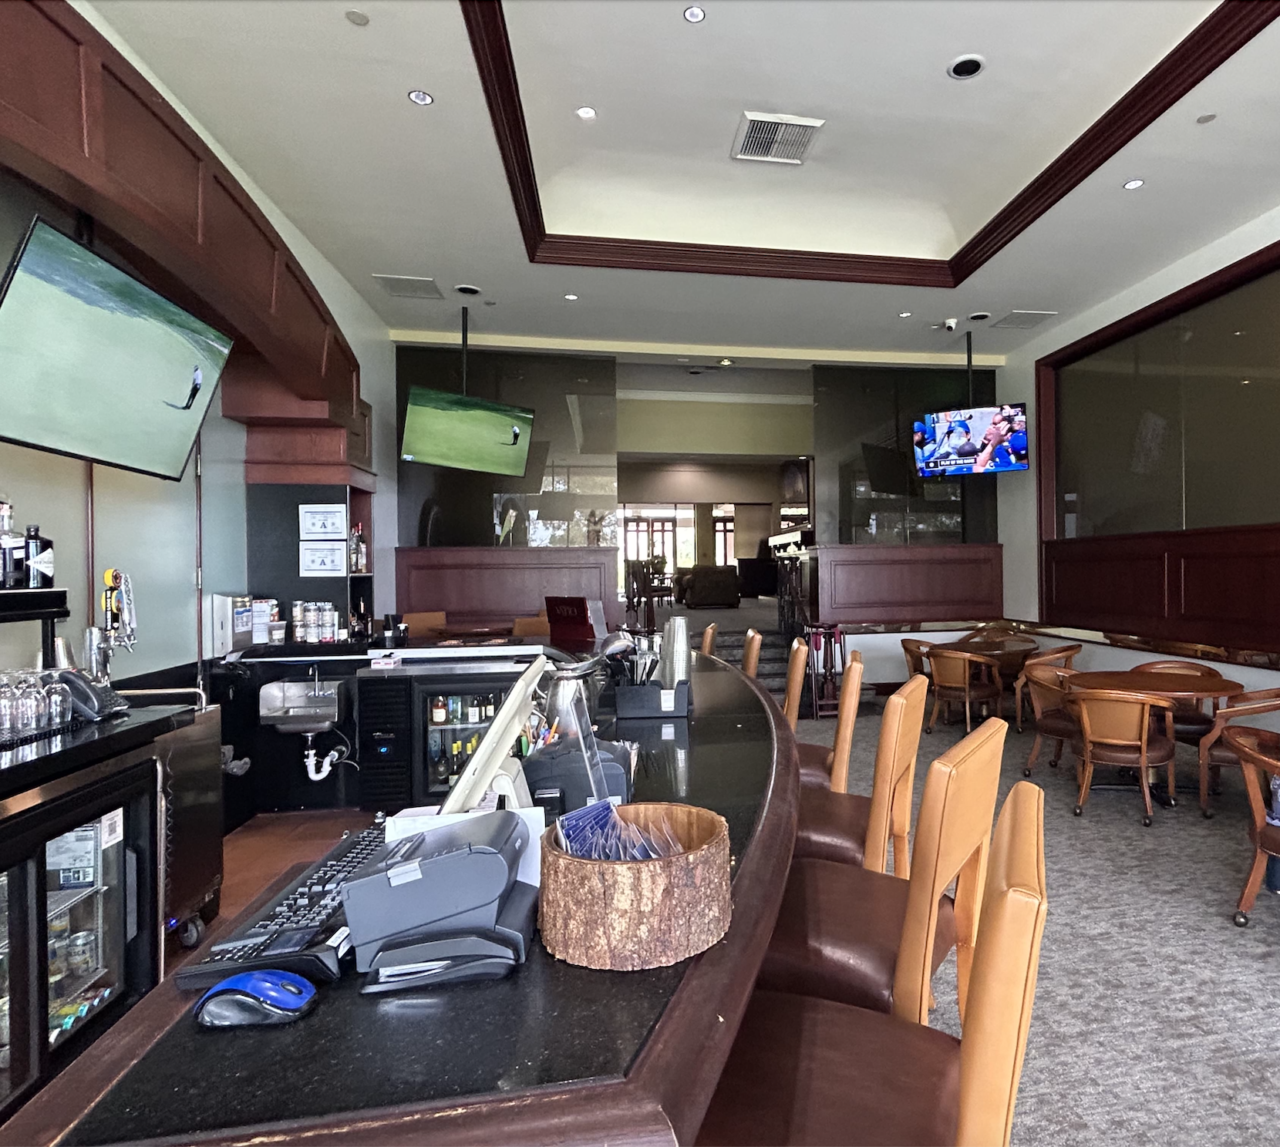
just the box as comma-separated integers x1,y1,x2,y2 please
1132,659,1223,745
700,623,717,657
1022,664,1078,777
925,648,1002,733
759,719,1005,1022
1222,727,1280,927
741,628,762,679
901,638,933,681
1013,644,1082,731
797,658,865,789
698,781,1047,1147
780,638,809,732
794,673,926,871
1071,688,1176,826
402,610,446,637
1196,688,1280,817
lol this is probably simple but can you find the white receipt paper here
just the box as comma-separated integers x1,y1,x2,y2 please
385,805,545,887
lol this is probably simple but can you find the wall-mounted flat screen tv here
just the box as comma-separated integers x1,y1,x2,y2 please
0,218,234,480
914,403,1028,477
401,386,535,477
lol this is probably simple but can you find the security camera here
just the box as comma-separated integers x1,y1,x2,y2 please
944,317,958,332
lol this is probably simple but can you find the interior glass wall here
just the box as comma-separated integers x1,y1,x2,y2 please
812,365,999,545
1057,268,1280,538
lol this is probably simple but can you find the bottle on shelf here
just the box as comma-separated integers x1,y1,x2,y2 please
355,522,368,574
348,524,359,574
448,740,464,787
430,695,447,725
484,693,496,720
0,498,24,589
447,695,462,724
24,524,54,589
466,694,481,723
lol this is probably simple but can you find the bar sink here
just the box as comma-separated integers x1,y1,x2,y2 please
259,680,345,736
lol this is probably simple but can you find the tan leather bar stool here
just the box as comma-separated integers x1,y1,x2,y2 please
700,623,717,657
780,638,809,731
697,781,1048,1147
794,674,927,870
741,628,762,678
797,657,864,789
759,719,1006,1020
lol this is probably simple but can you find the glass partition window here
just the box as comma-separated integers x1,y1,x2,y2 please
1057,268,1280,538
712,505,735,566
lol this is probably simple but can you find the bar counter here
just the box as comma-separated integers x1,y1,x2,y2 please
1,655,799,1147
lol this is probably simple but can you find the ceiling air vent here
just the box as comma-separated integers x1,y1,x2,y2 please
991,310,1059,329
731,112,824,165
372,274,444,300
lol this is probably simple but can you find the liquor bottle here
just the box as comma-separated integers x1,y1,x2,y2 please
24,525,54,588
484,693,496,720
448,740,463,786
430,696,447,725
348,524,359,574
466,694,481,723
434,739,451,785
448,695,462,724
355,523,368,573
0,499,24,589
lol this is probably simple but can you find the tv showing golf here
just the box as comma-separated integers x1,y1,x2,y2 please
0,219,233,480
401,385,535,477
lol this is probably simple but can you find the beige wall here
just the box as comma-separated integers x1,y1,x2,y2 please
734,503,776,560
617,399,812,456
618,461,784,505
694,503,715,566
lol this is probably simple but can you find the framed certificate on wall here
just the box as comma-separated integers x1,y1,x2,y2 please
299,503,347,540
299,541,347,577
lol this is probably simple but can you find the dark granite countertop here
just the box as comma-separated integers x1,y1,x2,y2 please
64,657,781,1146
0,704,193,802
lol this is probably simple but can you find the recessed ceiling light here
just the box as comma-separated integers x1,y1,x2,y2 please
575,106,597,121
676,357,690,362
947,55,985,80
408,90,433,106
1196,113,1217,125
799,456,807,461
564,293,579,301
1242,379,1251,385
1123,178,1144,190
968,311,991,321
898,311,912,318
344,9,369,26
454,284,481,295
1233,330,1245,336
719,358,734,366
684,5,706,22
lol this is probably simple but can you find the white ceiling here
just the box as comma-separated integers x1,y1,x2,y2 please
84,0,1280,366
507,0,1215,258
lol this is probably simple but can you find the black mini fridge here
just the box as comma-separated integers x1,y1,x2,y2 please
0,745,160,1120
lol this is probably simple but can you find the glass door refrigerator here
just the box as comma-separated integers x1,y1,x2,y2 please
0,747,159,1120
419,680,511,803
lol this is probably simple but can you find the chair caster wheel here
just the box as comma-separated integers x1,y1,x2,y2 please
1022,768,1032,777
1202,808,1214,819
1049,759,1059,768
1233,911,1249,928
1142,816,1153,827
1073,805,1082,817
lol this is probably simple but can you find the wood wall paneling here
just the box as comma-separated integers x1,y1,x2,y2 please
1043,525,1280,650
203,172,276,308
396,547,622,628
815,544,1003,624
0,3,83,148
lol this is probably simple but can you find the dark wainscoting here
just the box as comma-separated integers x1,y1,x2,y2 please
815,544,1003,624
1043,524,1280,651
396,547,621,629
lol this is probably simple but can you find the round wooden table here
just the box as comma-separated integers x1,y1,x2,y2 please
931,635,1040,679
1068,671,1243,700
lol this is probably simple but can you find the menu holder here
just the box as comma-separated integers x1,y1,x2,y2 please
539,802,730,971
614,681,691,719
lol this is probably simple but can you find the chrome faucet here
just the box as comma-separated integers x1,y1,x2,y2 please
309,663,320,697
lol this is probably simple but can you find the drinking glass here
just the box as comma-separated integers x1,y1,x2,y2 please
0,682,16,739
44,682,73,728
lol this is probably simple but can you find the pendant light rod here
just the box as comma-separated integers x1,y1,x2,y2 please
461,305,469,397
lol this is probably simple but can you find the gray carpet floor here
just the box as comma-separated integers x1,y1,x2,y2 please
795,701,1277,1147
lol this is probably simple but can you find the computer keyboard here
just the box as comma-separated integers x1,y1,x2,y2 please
174,823,386,990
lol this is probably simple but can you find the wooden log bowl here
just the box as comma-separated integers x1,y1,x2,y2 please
539,802,732,971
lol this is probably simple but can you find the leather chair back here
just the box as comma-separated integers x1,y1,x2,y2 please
1224,727,1280,849
512,615,550,637
827,657,866,793
741,629,762,679
893,717,1005,1026
1073,689,1170,751
1024,664,1075,719
1133,659,1222,678
701,623,717,657
901,638,932,677
781,638,809,731
929,648,1000,692
403,610,446,637
864,674,928,877
1022,643,1082,672
955,781,1048,1147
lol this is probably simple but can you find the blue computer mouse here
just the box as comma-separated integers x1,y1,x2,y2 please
194,969,318,1028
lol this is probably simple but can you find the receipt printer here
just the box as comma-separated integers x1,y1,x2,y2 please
341,811,537,993
522,740,632,819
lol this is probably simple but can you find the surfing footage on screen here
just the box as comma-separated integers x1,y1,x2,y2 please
913,403,1028,477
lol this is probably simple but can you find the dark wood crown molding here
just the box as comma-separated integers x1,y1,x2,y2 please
461,0,1280,289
